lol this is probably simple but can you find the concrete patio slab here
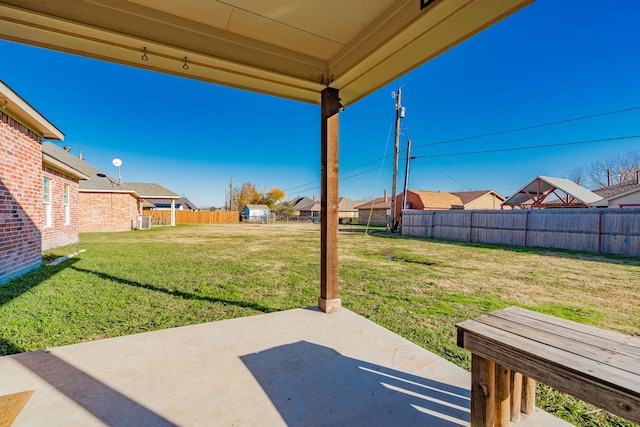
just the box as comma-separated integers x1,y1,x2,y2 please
0,307,571,426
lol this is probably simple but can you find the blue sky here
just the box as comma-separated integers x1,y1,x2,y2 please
2,0,639,208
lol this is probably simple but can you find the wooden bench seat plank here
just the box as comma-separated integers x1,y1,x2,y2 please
499,307,640,352
476,314,640,374
460,329,640,423
489,309,640,360
457,319,640,397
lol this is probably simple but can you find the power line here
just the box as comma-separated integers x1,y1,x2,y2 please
417,106,640,148
281,107,640,194
411,135,640,159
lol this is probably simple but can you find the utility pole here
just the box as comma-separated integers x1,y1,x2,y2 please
229,177,233,211
402,139,412,213
390,86,405,231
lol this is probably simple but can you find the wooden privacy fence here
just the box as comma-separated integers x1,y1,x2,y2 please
402,208,640,257
144,210,239,225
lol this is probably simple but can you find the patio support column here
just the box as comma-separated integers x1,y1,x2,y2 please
318,87,341,313
170,199,176,226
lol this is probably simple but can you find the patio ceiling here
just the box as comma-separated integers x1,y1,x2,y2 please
0,0,532,107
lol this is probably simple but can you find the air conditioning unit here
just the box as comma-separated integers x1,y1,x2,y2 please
138,215,152,230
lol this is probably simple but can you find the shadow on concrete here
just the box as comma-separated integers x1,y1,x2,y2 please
70,266,277,314
241,340,471,426
13,350,177,426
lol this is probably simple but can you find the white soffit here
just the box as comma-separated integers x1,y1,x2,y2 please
0,0,533,106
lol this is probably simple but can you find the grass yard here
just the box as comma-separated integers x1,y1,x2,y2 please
2,223,639,426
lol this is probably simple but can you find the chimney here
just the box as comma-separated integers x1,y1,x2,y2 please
313,195,317,202
384,190,388,202
63,145,71,152
79,149,84,160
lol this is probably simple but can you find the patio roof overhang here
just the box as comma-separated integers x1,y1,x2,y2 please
0,0,532,107
0,0,534,313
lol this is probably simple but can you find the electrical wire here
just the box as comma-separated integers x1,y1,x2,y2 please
411,135,640,159
417,106,640,148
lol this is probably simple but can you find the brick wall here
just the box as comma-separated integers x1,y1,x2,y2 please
358,209,388,227
42,165,80,250
0,111,43,284
79,192,141,232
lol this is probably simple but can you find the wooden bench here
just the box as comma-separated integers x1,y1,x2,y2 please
456,306,640,427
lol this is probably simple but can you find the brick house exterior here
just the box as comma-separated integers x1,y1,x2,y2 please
0,81,64,284
41,143,88,249
79,191,141,232
41,145,144,232
356,195,391,227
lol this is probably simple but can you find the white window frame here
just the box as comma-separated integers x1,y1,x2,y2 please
44,177,52,227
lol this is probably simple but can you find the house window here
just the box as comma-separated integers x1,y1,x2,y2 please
44,177,51,227
64,183,70,225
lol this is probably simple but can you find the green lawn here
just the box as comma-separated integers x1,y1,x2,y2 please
2,223,639,426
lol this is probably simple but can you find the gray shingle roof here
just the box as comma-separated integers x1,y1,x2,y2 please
355,197,391,210
42,142,132,192
592,181,640,199
125,183,179,199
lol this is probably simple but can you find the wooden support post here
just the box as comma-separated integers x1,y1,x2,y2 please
521,375,536,415
511,371,523,421
318,87,341,314
170,199,176,226
495,364,511,427
471,354,495,427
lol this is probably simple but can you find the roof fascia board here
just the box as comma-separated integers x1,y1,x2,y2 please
42,153,90,180
0,80,64,139
80,188,141,198
0,3,326,104
140,195,181,199
331,0,534,106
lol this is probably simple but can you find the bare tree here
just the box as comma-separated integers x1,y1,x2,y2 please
585,149,640,188
567,165,586,186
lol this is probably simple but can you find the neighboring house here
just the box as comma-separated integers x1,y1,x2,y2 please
295,196,320,221
1,80,64,284
55,152,144,232
591,181,640,208
356,194,391,227
41,143,89,250
337,197,360,223
502,176,603,209
396,190,464,218
243,204,270,222
450,190,505,210
126,182,181,226
144,196,197,211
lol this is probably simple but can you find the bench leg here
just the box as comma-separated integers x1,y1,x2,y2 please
511,372,523,421
521,375,536,415
471,354,495,427
495,364,511,427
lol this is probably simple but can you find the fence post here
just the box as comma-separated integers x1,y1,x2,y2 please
598,210,603,254
469,211,473,243
524,211,529,247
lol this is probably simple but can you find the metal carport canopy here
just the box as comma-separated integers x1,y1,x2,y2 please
0,0,533,312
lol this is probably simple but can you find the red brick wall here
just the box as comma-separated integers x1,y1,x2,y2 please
79,192,141,232
0,111,43,283
42,166,80,250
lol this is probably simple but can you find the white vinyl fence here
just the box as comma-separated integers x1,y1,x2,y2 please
401,208,640,257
